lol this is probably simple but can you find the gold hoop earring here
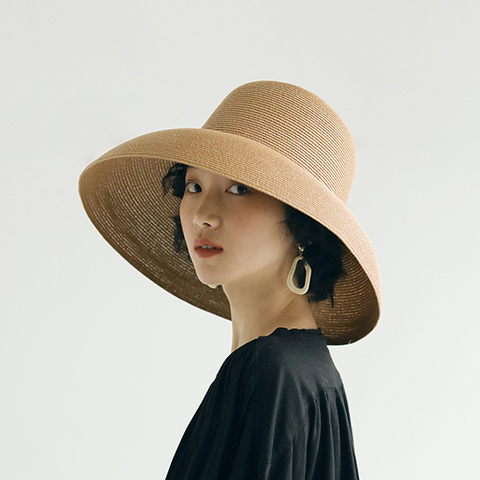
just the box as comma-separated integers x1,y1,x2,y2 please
287,245,312,295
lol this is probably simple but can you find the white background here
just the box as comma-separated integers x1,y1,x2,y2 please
1,0,479,478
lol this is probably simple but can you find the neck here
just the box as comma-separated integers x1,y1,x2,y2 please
222,262,317,353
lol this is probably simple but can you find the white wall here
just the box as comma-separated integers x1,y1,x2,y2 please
1,0,479,478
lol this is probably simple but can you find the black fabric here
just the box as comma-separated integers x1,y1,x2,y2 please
165,327,359,480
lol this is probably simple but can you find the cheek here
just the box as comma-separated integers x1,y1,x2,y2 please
179,199,185,224
235,203,290,253
179,200,192,240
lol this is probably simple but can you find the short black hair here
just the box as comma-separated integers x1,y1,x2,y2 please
161,162,347,307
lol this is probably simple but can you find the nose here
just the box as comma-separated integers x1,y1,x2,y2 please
192,193,221,229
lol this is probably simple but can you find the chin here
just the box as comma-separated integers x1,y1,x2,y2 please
193,264,231,288
195,272,222,286
199,280,223,290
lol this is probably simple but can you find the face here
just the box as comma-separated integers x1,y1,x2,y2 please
179,167,297,289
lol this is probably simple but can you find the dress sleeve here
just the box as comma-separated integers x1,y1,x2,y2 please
224,341,315,480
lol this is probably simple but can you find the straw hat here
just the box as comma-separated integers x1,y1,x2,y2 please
79,80,382,345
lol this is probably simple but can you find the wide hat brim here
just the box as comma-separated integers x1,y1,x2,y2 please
79,127,382,345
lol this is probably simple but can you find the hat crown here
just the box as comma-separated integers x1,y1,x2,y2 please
202,81,356,203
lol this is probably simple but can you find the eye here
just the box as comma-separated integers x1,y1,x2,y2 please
228,184,250,195
185,181,201,193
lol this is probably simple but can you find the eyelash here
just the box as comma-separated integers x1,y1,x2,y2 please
184,182,251,196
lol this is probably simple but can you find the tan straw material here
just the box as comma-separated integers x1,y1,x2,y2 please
79,80,382,345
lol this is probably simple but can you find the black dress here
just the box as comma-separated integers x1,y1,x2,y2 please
165,327,359,479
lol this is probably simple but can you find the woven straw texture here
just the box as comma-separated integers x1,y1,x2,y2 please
79,81,382,345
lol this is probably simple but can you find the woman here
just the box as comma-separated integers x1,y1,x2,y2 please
79,80,382,479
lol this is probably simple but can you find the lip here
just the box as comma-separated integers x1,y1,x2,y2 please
194,237,223,250
195,248,224,258
194,237,224,259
